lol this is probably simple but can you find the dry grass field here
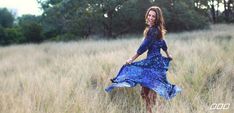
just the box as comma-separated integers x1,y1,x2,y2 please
0,24,233,113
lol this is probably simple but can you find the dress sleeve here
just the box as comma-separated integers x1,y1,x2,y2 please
161,39,168,51
136,28,157,55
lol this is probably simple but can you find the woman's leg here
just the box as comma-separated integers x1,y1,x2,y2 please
141,86,153,113
148,90,157,106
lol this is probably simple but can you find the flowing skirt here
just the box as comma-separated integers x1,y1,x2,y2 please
105,55,181,100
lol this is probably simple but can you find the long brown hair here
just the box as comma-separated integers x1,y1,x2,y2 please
143,6,166,39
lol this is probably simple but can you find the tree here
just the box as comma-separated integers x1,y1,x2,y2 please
193,0,234,23
111,0,152,36
0,26,6,44
17,15,44,43
152,0,209,31
37,0,211,40
22,23,44,43
0,8,14,28
4,27,24,44
224,0,234,22
0,8,25,45
0,26,24,45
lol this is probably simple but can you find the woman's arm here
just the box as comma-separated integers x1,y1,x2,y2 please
126,53,140,64
126,28,156,64
125,37,152,64
162,39,173,60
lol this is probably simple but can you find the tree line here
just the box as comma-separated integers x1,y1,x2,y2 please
0,0,233,45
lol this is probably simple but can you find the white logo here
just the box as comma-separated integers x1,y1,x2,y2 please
209,103,230,110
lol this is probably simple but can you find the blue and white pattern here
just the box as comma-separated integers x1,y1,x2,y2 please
105,26,181,100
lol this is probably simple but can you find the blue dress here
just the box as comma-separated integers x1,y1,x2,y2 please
105,26,181,100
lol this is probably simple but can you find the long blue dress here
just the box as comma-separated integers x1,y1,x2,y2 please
105,26,181,100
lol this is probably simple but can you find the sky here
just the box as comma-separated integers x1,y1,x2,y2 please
0,0,43,17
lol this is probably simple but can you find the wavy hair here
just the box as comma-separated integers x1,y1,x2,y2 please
143,6,166,39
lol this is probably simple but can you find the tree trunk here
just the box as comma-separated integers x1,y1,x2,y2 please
209,0,216,23
224,0,228,21
211,6,216,23
216,0,220,18
107,11,113,37
227,0,234,22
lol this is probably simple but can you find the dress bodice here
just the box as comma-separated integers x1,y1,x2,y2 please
136,26,168,58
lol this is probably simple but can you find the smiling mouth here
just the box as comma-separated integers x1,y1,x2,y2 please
148,20,154,23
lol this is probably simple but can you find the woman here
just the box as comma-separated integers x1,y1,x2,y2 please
105,6,181,113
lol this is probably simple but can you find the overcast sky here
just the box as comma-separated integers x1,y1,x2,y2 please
0,0,43,17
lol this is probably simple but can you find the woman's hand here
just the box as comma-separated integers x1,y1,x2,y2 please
125,53,139,65
126,58,133,64
167,54,173,60
164,50,173,60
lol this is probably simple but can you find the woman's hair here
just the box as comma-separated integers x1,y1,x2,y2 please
143,6,166,39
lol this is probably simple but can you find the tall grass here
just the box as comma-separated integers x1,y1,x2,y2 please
0,24,233,113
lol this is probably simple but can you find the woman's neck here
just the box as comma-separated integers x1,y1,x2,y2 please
149,24,156,28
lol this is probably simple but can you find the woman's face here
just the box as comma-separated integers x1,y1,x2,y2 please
147,10,156,27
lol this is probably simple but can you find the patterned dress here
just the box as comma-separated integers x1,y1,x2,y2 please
105,26,181,100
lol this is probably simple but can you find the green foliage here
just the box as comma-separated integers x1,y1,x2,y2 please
0,26,24,45
18,15,41,26
60,0,97,38
6,0,233,44
41,3,64,38
17,15,44,43
4,27,25,44
164,1,210,32
0,26,6,44
37,0,63,10
37,0,211,39
112,0,151,34
21,22,44,43
1,0,233,45
50,33,77,41
0,14,45,45
0,8,14,28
